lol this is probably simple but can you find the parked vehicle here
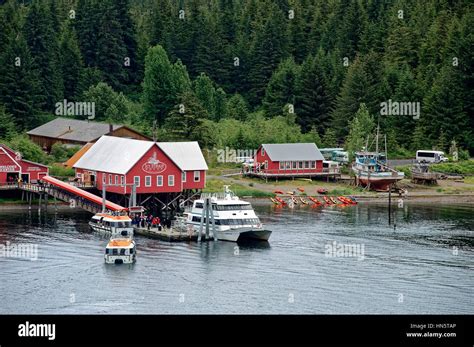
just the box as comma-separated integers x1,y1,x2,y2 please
416,150,448,163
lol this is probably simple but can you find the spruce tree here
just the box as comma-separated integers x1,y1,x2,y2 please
263,57,299,117
60,23,83,100
295,54,330,133
24,0,63,110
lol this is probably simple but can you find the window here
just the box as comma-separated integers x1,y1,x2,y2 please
102,173,106,184
310,161,316,169
134,176,140,187
304,161,309,169
279,162,285,170
292,162,297,169
261,147,265,156
286,161,291,169
194,171,200,182
264,161,268,169
182,171,186,182
145,176,151,187
168,175,174,186
108,174,112,184
157,175,163,186
115,175,118,185
298,161,303,169
121,176,125,185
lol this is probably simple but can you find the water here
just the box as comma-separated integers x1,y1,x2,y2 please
0,203,472,314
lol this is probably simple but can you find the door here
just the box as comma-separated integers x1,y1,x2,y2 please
21,174,30,183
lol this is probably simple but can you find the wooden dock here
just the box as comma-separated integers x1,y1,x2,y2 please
133,226,203,242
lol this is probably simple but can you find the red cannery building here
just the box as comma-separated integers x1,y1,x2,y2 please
0,144,49,184
73,136,208,195
252,143,324,177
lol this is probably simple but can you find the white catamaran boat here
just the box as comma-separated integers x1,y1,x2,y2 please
186,186,271,242
89,212,134,237
104,237,136,264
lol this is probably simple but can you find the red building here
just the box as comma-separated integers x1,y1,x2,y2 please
73,136,208,195
252,143,324,177
0,144,49,184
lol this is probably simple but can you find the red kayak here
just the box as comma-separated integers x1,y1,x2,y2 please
297,187,305,193
317,188,328,195
274,190,284,195
323,196,332,204
275,196,286,205
309,196,321,205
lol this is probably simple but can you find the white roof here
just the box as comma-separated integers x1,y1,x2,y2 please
74,136,208,174
158,142,208,171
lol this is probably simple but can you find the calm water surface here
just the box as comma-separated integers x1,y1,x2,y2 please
0,202,472,314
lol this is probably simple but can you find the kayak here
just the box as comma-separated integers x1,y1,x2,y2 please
291,196,299,204
323,196,332,204
270,197,280,205
275,197,286,205
309,196,321,204
297,187,305,192
317,188,328,195
287,191,295,195
300,197,309,205
274,190,284,194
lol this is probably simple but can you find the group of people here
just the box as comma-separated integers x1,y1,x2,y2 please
131,214,162,230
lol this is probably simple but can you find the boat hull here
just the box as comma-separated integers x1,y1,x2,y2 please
357,177,403,191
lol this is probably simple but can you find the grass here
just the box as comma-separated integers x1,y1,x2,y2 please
203,179,273,197
395,165,412,178
431,160,474,175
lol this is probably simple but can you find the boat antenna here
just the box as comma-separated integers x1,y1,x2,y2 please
375,122,380,157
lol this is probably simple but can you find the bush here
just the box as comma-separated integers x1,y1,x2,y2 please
49,164,75,177
7,136,50,164
431,160,474,175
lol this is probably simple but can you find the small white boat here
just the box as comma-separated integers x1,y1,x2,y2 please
186,186,271,242
104,237,136,264
89,212,133,237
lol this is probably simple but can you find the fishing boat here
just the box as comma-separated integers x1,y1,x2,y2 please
89,211,133,237
186,186,271,242
352,125,404,191
104,237,136,264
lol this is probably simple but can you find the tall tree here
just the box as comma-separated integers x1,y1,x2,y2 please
345,103,375,160
142,45,191,125
0,35,40,130
295,54,331,133
24,0,63,110
263,57,299,117
60,23,83,100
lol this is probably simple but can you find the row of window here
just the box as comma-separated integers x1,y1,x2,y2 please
191,216,260,225
194,203,253,211
101,171,201,187
278,161,317,170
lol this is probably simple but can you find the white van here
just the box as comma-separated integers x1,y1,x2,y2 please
416,150,448,163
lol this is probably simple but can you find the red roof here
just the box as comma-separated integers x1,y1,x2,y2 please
41,175,124,211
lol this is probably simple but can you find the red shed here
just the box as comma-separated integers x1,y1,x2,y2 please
73,136,208,194
253,143,324,177
0,144,49,184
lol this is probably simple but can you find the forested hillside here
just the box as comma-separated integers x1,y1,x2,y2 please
0,0,472,157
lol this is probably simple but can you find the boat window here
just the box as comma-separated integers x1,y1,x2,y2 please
112,249,118,255
213,204,253,211
130,248,134,254
195,202,203,209
120,249,126,255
